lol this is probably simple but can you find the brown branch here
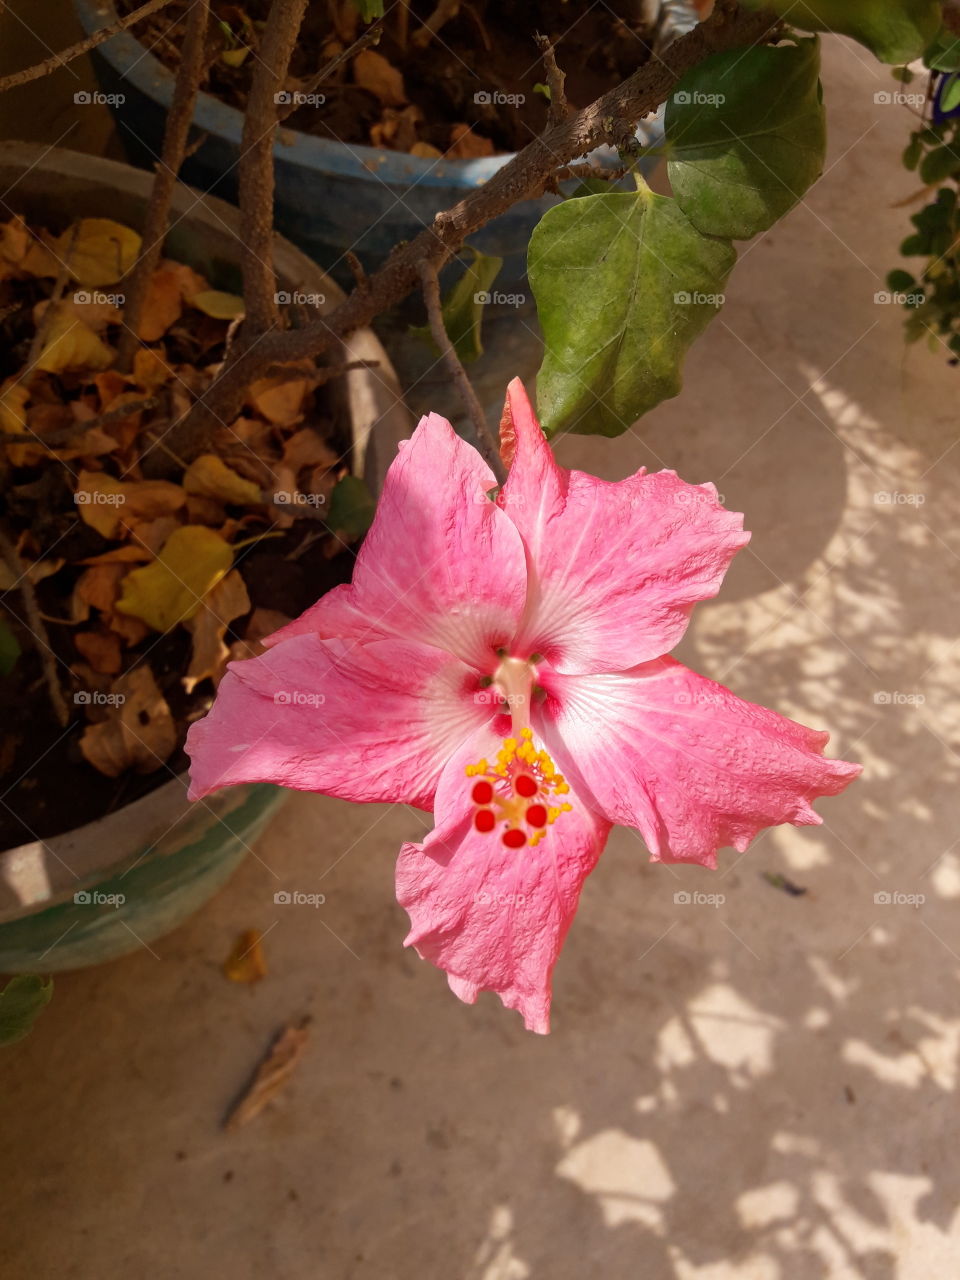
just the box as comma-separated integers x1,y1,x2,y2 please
117,0,210,370
418,259,505,485
0,527,69,727
277,17,384,123
534,33,569,127
165,2,779,461
0,0,177,94
0,396,160,448
238,0,309,335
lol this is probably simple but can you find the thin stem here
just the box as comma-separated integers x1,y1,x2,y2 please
0,526,69,727
418,258,506,486
117,0,209,371
238,0,309,335
0,0,176,93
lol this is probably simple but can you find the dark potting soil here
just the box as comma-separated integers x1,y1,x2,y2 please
120,0,657,154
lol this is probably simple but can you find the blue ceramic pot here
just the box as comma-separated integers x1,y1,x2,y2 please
73,0,697,286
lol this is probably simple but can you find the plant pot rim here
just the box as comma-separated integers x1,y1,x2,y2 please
0,141,412,920
73,0,691,189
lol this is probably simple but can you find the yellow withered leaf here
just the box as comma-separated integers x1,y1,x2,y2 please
190,289,244,320
56,218,141,286
184,454,262,506
115,525,234,632
74,469,128,538
183,568,250,694
35,309,114,374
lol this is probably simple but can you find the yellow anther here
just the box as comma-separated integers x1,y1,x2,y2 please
520,727,533,739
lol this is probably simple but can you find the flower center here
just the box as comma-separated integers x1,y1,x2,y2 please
465,728,572,850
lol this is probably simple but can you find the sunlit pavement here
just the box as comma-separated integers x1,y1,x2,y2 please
2,19,958,1280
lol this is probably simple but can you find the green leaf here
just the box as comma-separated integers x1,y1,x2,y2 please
0,975,53,1046
412,247,503,364
351,0,385,18
887,269,915,291
941,73,960,114
529,188,736,437
925,29,960,71
0,617,20,675
920,144,960,184
902,135,923,170
666,38,826,240
327,475,376,541
742,0,939,64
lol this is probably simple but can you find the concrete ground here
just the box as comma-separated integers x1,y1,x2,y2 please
1,13,959,1280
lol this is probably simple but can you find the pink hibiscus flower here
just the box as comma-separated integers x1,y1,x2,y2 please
187,379,860,1033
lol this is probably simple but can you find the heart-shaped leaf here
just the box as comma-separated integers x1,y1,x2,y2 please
529,188,735,437
666,38,826,241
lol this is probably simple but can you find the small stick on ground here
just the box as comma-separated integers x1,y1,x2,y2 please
277,17,384,123
223,1017,310,1131
239,0,309,336
0,0,176,94
117,0,210,371
418,258,506,486
0,395,160,449
534,33,569,127
0,526,69,727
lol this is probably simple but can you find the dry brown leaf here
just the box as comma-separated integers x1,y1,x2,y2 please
182,568,250,694
93,370,128,411
56,218,140,287
123,480,186,521
353,48,406,107
125,515,181,556
370,104,423,151
248,371,310,426
224,1019,310,1131
35,294,122,334
74,563,126,615
78,665,176,777
132,347,174,390
223,928,267,984
281,426,336,475
107,611,150,647
35,308,115,374
227,607,292,663
447,123,495,159
184,493,227,526
159,258,208,304
137,265,184,341
184,455,262,506
74,470,127,538
410,141,443,158
74,628,122,676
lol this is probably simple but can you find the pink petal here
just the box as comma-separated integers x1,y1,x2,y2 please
186,634,488,806
538,657,862,868
497,378,750,674
266,411,527,672
396,726,611,1033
